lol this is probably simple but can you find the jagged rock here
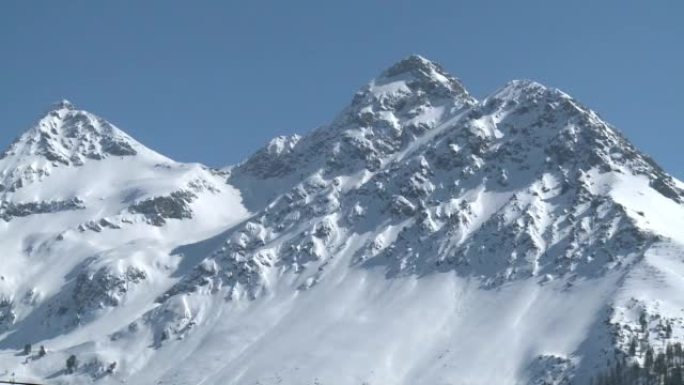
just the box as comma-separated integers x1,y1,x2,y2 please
70,266,147,314
0,197,84,222
128,190,196,226
527,355,573,385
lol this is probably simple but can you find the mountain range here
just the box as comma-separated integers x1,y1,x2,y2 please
1,55,683,385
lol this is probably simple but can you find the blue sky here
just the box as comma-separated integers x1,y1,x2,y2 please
1,1,682,177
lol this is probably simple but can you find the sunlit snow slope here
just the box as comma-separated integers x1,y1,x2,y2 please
1,56,683,385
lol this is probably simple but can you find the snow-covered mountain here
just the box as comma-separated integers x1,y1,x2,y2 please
1,55,683,385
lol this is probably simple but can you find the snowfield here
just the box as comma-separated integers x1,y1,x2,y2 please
0,55,683,385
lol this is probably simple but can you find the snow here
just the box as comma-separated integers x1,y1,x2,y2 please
111,269,619,385
610,172,684,241
1,55,684,385
0,103,251,384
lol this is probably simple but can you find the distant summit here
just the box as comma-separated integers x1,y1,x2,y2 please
379,54,471,98
0,102,167,191
52,99,76,111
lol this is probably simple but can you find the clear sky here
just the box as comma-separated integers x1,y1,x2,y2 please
1,1,682,178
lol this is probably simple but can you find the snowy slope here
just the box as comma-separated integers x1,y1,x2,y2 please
0,101,250,382
1,56,684,385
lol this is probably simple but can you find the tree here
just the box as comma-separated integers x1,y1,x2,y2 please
671,365,683,385
106,361,117,374
631,362,641,381
645,347,655,371
629,337,638,356
654,352,667,380
66,354,78,374
591,345,684,385
640,311,649,332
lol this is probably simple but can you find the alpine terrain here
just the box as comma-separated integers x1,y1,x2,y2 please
1,56,684,385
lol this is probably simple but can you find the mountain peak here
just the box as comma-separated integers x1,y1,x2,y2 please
381,54,437,77
0,104,170,192
2,105,144,166
52,99,76,111
375,54,471,100
487,79,561,102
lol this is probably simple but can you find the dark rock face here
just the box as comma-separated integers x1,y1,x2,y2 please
0,197,85,222
72,266,147,312
37,264,148,333
128,191,196,226
382,54,470,99
99,137,137,157
78,218,122,233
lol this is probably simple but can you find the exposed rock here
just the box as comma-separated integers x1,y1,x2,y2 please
128,190,196,226
0,197,85,222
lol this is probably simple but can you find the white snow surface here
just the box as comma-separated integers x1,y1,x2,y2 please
1,55,684,385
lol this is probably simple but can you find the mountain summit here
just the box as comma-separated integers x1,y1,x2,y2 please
0,102,167,193
52,99,76,110
231,55,477,207
379,54,472,99
4,101,141,164
1,56,683,385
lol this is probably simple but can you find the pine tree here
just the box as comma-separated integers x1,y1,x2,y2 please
614,358,624,384
640,311,649,332
629,337,638,356
646,347,655,371
66,354,78,374
632,362,642,383
106,361,117,374
655,352,667,383
671,365,683,385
